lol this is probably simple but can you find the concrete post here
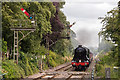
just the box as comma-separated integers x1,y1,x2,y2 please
105,68,110,78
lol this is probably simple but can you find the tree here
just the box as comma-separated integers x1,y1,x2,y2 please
99,6,120,66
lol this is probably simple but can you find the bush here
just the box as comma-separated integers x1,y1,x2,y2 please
2,51,40,79
2,60,25,79
2,48,68,79
49,58,57,67
95,64,105,77
95,50,119,78
29,62,39,73
19,52,33,76
48,51,65,67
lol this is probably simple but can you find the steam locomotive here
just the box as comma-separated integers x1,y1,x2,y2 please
71,47,93,70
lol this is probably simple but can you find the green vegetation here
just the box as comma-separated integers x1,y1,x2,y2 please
2,50,67,79
96,5,120,78
95,50,119,78
98,7,120,66
2,2,74,79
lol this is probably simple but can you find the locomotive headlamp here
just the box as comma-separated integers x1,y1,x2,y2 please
85,63,87,66
79,60,81,62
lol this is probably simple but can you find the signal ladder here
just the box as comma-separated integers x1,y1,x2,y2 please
14,31,19,64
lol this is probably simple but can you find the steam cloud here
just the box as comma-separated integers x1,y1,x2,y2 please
76,29,97,47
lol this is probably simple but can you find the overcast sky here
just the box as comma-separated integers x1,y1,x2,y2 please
61,0,119,48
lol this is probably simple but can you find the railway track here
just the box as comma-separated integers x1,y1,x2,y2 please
24,61,95,80
34,71,89,80
34,63,90,80
55,63,72,71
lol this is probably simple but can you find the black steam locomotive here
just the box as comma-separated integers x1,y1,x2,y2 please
71,45,93,70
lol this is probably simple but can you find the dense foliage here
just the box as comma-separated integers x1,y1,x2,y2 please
2,2,74,78
95,50,119,78
98,7,120,66
96,5,120,78
2,50,67,79
99,7,119,44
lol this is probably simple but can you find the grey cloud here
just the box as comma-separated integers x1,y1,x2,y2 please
62,0,117,47
62,3,116,19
